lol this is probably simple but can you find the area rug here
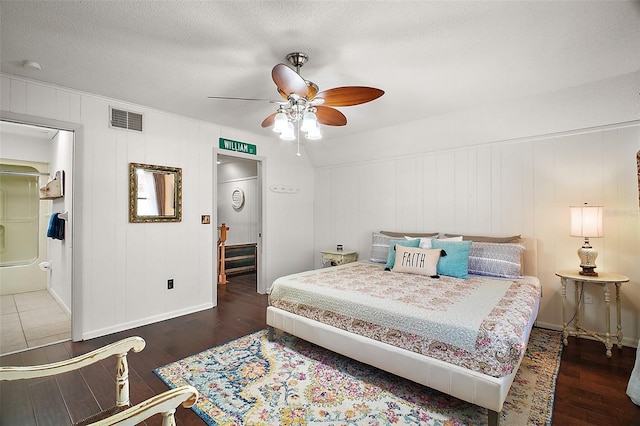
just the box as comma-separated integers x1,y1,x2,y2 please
154,327,562,425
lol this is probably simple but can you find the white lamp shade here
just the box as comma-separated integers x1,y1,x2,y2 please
300,111,317,132
305,123,321,140
279,122,295,140
272,112,288,133
570,205,603,237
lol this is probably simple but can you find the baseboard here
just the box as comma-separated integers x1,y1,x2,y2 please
535,320,638,349
81,303,214,341
47,286,71,317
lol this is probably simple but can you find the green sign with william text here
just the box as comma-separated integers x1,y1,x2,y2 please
219,138,257,155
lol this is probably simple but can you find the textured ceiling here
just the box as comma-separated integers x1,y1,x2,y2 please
1,1,639,141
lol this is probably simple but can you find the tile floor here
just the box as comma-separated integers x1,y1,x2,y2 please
0,290,71,356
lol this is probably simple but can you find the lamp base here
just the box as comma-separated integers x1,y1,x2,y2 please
577,241,598,277
579,266,598,276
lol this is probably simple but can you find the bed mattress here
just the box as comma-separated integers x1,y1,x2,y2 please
268,262,541,378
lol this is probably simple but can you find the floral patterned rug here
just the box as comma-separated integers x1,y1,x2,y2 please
153,327,562,425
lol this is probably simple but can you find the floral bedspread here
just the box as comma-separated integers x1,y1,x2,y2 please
268,262,541,378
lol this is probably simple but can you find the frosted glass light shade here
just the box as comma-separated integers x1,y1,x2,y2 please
273,112,288,133
570,205,603,237
279,122,295,140
300,111,317,132
305,123,321,140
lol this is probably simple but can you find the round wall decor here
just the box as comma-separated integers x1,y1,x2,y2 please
231,188,245,210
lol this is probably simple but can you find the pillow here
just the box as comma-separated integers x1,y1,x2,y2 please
431,239,472,279
468,242,525,278
370,232,393,263
404,236,433,249
404,235,462,249
438,236,463,241
385,238,421,269
380,230,438,238
443,234,521,243
392,245,441,276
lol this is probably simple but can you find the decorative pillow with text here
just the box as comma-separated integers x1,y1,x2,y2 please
384,238,421,269
392,245,441,276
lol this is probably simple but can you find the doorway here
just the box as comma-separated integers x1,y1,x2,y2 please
0,120,75,355
215,152,264,294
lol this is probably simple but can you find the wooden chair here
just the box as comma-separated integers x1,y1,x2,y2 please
0,336,198,426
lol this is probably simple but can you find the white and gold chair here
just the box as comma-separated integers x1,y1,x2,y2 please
0,336,197,426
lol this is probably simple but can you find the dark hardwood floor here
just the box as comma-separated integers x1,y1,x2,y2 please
1,272,639,425
553,336,640,425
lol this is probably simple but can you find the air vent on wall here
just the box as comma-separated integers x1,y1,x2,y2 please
109,107,143,132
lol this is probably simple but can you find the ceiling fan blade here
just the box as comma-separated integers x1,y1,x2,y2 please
208,96,280,103
315,86,384,107
316,106,347,126
272,64,308,98
306,81,319,100
277,88,289,100
261,112,277,128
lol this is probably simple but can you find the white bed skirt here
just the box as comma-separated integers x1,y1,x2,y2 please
267,305,526,413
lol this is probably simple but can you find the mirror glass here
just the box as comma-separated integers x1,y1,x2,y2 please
129,163,182,222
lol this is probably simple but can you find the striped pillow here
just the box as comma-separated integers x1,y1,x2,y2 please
468,242,525,278
370,232,393,263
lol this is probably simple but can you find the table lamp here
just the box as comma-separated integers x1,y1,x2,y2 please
570,204,603,276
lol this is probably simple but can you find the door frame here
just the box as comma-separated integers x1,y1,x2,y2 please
1,111,82,341
213,148,266,294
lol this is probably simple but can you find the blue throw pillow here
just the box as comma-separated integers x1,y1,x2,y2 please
431,239,473,279
385,238,421,269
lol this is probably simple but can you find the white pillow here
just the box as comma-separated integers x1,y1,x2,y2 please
439,236,463,241
404,236,433,249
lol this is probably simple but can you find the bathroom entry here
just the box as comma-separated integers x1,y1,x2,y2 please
216,153,262,293
0,163,50,292
0,121,74,355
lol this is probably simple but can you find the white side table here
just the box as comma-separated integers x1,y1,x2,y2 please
321,250,358,267
556,270,630,357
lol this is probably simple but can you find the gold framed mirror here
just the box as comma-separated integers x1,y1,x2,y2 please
129,163,182,223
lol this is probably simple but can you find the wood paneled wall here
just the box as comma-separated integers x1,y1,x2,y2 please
314,124,640,345
1,75,316,340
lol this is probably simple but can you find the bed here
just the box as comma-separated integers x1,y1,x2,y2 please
266,235,540,426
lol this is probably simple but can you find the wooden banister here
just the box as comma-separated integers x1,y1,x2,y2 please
217,223,229,285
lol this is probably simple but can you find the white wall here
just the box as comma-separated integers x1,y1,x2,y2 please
312,73,640,347
217,179,258,246
306,72,639,168
1,74,315,340
217,158,258,245
47,130,74,315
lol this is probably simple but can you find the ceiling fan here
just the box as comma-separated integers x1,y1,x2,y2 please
208,52,384,142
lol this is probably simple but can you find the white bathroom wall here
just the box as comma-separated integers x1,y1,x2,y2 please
1,74,315,340
47,130,74,315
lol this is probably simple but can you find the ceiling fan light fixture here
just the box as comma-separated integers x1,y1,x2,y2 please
300,111,317,132
306,124,322,140
280,122,296,140
209,52,383,153
273,112,288,133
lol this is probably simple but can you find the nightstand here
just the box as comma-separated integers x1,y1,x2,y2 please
556,270,630,357
320,249,358,267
